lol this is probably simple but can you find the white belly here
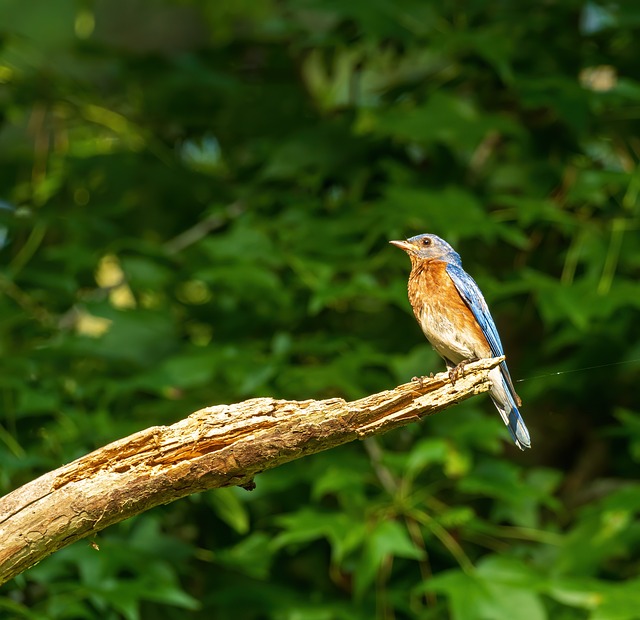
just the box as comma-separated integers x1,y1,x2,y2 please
417,302,485,364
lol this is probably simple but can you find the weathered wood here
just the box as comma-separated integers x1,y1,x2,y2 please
0,357,503,585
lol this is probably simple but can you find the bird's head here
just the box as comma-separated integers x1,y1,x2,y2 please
389,233,461,264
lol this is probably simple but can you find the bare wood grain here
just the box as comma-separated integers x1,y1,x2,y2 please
0,357,503,585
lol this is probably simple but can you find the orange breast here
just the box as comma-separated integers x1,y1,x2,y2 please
407,259,491,363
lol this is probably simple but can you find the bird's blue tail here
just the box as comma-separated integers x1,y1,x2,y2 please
488,366,531,450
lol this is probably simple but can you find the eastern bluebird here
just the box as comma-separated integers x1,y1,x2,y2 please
390,233,531,450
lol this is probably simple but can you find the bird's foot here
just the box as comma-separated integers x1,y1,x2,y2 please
411,373,434,387
448,360,472,385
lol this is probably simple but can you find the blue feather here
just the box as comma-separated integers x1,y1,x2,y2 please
445,264,504,357
445,262,531,449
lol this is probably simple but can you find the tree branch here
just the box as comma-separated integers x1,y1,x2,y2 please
0,357,503,586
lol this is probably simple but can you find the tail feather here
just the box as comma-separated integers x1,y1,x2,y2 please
488,367,531,450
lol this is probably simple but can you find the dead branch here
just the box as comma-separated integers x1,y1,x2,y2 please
0,356,503,585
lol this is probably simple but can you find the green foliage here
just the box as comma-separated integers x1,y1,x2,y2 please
1,0,640,618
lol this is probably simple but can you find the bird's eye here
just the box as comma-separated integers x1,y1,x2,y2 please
422,238,431,246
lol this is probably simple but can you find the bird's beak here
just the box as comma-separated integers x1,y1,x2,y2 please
389,239,413,253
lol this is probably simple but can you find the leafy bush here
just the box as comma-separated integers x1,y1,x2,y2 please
1,1,639,618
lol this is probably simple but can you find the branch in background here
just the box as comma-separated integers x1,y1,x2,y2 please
0,356,503,586
164,201,245,255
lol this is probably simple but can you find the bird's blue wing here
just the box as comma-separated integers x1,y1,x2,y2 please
446,262,522,407
446,262,530,448
445,263,504,359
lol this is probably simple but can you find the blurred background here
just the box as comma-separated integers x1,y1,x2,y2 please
1,0,640,618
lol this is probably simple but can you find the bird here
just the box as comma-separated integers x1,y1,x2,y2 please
390,233,531,450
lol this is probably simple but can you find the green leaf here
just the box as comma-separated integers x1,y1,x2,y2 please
214,533,274,580
591,578,640,620
207,487,250,535
273,509,366,565
355,520,424,597
367,92,520,152
555,485,640,577
405,437,449,474
423,559,547,620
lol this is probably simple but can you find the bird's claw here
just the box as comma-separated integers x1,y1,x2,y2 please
412,373,434,387
448,361,470,385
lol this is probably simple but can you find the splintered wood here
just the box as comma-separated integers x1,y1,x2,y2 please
0,356,502,585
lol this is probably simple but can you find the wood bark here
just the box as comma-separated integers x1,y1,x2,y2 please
0,357,503,586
